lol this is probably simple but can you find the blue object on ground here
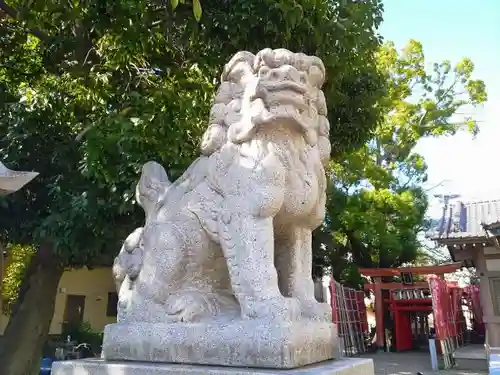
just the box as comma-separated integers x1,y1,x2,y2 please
489,353,500,375
428,338,438,371
40,357,54,375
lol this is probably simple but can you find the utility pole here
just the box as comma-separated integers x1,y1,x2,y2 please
434,193,461,210
433,193,461,235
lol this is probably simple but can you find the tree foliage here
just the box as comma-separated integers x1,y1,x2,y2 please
1,244,35,315
313,40,488,287
0,2,387,373
0,0,385,265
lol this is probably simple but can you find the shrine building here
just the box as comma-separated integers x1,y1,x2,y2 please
430,199,500,348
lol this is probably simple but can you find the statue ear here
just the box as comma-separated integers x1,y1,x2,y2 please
136,161,171,210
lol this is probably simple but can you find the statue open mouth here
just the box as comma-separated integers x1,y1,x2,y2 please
261,80,307,95
253,80,308,109
250,79,313,137
267,91,309,111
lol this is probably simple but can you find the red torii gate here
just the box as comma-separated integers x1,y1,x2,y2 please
360,262,462,350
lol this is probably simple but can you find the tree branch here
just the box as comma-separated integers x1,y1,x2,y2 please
0,0,18,19
0,63,42,78
0,0,48,41
1,0,100,77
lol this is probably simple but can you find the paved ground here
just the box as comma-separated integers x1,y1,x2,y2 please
362,351,488,375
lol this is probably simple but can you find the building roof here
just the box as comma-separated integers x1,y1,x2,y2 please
429,199,500,242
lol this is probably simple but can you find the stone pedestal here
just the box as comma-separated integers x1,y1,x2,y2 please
52,357,374,375
102,320,337,369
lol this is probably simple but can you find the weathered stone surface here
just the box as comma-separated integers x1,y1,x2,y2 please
52,358,374,375
106,48,335,368
102,320,337,369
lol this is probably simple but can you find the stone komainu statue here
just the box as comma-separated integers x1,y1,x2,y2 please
112,48,332,325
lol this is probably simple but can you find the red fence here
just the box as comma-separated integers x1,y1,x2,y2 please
330,279,369,356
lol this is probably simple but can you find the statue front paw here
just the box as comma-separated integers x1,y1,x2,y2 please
300,300,332,322
241,296,301,322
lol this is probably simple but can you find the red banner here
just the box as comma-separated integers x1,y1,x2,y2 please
428,275,451,339
464,285,482,324
356,291,369,332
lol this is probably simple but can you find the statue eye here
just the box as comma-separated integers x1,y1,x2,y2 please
258,66,270,77
227,62,251,83
270,71,279,79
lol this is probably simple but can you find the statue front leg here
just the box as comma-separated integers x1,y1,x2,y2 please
275,226,331,322
218,207,299,321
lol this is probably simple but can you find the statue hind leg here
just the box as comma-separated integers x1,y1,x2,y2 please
118,216,223,323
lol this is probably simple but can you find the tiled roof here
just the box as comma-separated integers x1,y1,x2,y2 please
429,199,500,241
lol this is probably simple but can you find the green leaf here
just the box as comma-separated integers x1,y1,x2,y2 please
171,0,179,10
193,0,202,21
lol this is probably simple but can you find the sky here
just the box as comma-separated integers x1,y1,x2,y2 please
379,0,500,218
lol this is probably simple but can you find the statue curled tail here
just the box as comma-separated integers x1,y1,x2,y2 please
112,158,209,294
112,160,172,292
112,227,144,292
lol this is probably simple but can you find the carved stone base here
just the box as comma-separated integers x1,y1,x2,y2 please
52,358,374,375
102,320,337,369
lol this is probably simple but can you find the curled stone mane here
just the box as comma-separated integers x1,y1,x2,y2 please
200,48,331,159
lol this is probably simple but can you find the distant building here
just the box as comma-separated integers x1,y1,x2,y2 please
0,264,117,335
429,199,500,348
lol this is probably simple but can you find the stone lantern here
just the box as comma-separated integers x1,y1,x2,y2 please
0,161,38,315
0,162,38,196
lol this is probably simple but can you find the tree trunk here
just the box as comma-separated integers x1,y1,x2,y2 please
0,244,63,375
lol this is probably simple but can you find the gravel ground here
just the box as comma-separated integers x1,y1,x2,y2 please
361,351,488,375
